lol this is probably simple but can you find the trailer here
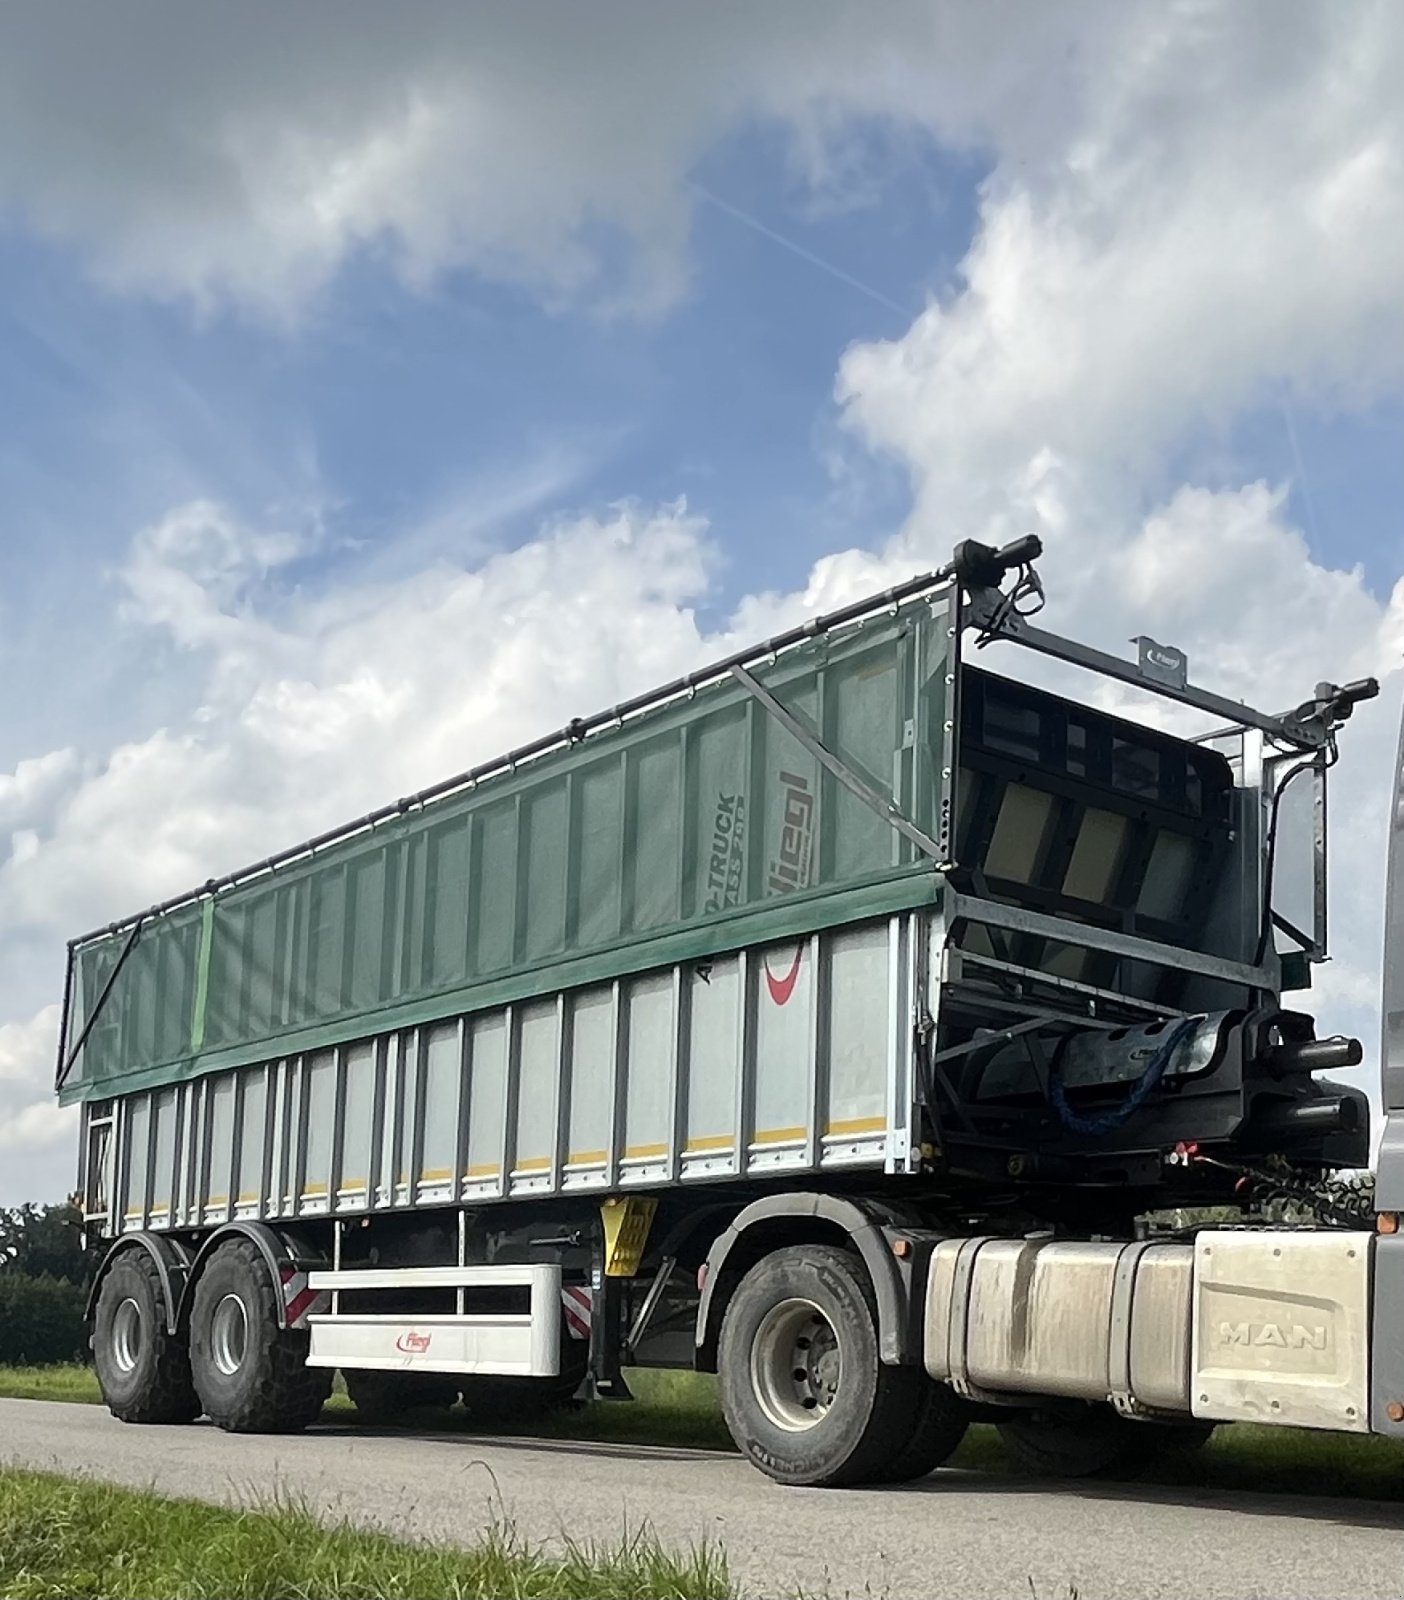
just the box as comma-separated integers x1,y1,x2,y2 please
61,534,1402,1487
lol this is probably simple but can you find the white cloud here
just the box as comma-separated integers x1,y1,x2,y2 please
0,1005,75,1204
825,0,1404,1121
0,1,1130,319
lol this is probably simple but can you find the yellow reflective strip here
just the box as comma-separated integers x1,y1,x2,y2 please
753,1126,806,1145
623,1142,667,1160
236,1192,260,1204
418,1168,453,1182
824,1116,887,1136
464,1163,500,1178
300,1183,329,1198
684,1134,734,1152
515,1156,552,1172
204,1194,228,1207
567,1149,608,1166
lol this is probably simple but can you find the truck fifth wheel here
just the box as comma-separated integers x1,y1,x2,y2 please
61,536,1399,1486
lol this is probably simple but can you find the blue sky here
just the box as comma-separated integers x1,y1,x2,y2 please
1,1,1402,1201
0,122,975,770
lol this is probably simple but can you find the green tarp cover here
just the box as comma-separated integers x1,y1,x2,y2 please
60,595,953,1103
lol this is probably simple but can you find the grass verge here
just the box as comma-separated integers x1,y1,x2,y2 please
0,1467,728,1600
0,1365,97,1405
6,1363,1404,1501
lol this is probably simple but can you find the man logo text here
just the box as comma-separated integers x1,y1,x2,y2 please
1218,1321,1327,1350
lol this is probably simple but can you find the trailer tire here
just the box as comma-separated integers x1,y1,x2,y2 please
92,1252,200,1425
189,1239,330,1433
996,1405,1137,1478
717,1243,918,1487
871,1378,970,1483
344,1370,458,1424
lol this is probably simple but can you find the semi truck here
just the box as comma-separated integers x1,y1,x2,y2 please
58,535,1404,1487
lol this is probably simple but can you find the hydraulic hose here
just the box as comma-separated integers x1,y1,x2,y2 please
1048,1014,1202,1138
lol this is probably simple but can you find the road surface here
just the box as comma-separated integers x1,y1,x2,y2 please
2,1398,1402,1598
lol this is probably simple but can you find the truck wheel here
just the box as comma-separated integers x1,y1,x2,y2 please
872,1378,970,1483
717,1243,918,1487
344,1370,458,1424
1154,1419,1216,1453
996,1405,1136,1478
92,1251,200,1424
189,1239,331,1433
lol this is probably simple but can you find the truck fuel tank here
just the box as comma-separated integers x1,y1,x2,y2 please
924,1230,1373,1433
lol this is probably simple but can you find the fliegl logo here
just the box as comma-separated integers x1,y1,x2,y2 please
768,770,814,898
762,769,815,1007
763,944,805,1006
395,1330,432,1354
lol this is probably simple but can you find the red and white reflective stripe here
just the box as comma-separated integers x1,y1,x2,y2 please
561,1284,592,1341
280,1265,328,1329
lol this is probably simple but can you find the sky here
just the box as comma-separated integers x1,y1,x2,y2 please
2,0,1403,1205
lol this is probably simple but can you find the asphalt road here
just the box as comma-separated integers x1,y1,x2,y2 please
3,1399,1403,1599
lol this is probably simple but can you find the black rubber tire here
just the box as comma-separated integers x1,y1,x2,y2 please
1136,1419,1217,1461
344,1370,459,1424
91,1251,200,1425
717,1243,920,1488
1160,1420,1216,1452
996,1405,1138,1478
870,1379,970,1483
189,1239,331,1433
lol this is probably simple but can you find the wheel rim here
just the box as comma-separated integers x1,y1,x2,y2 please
750,1296,841,1432
111,1297,143,1373
210,1293,249,1376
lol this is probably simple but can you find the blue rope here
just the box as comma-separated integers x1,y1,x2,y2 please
1048,1015,1202,1138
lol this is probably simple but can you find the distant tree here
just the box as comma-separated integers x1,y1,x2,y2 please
0,1274,87,1364
0,1202,88,1285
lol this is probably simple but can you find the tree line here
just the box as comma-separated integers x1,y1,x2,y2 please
0,1202,89,1365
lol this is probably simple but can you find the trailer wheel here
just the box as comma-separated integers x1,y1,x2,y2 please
717,1243,917,1487
871,1378,970,1483
92,1252,200,1425
189,1239,331,1433
996,1405,1136,1478
344,1370,458,1424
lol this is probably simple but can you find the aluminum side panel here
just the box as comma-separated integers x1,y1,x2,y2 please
105,911,918,1228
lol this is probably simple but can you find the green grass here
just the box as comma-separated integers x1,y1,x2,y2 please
0,1365,98,1405
7,1362,1404,1501
0,1468,728,1600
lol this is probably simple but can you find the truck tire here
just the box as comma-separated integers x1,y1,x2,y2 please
871,1378,970,1483
996,1405,1136,1478
344,1370,458,1424
188,1239,331,1433
92,1251,200,1425
717,1243,918,1487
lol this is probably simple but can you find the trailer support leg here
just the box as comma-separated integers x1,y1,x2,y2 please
581,1263,633,1401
